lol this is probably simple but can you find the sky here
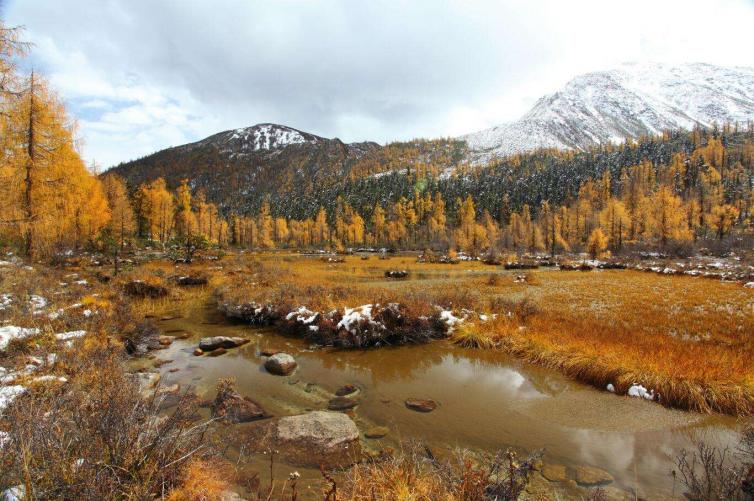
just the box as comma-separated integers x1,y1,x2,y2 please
3,0,754,168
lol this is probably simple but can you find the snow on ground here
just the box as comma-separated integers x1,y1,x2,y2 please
0,326,41,351
745,282,754,289
29,295,47,312
0,385,26,415
54,330,86,341
0,293,11,310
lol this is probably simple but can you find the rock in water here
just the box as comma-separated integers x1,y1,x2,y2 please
212,387,267,423
198,336,250,351
364,426,389,439
244,411,360,468
574,465,614,486
327,396,358,411
541,464,568,482
405,398,437,412
335,384,358,396
264,353,297,375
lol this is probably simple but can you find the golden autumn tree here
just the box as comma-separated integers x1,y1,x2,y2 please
586,227,608,259
101,174,136,249
137,178,174,244
0,70,109,257
646,186,691,247
257,199,274,248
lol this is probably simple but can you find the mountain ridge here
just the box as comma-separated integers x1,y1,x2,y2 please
462,62,754,162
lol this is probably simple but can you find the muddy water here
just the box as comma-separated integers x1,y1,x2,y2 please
143,297,746,499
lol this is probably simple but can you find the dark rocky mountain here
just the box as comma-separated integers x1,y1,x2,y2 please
109,123,382,213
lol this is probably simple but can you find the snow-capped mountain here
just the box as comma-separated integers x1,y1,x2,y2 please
179,123,325,155
463,63,754,162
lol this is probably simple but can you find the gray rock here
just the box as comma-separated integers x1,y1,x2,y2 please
244,411,360,468
264,352,297,375
198,336,249,351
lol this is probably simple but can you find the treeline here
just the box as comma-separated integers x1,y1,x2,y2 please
2,23,753,260
127,130,753,258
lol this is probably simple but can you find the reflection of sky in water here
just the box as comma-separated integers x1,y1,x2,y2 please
431,354,543,400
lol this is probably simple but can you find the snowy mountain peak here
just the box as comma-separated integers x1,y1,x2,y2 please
214,123,323,152
463,62,754,162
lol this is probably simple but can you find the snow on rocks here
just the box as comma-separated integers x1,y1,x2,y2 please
0,326,41,351
606,383,615,393
0,293,11,311
745,282,754,289
0,385,26,415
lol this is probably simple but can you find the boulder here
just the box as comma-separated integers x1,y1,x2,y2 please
199,336,250,351
176,275,208,286
405,398,437,413
123,280,168,298
264,353,297,375
384,270,409,279
260,348,281,357
193,348,204,356
207,347,227,357
244,411,360,468
327,396,358,411
212,387,267,423
541,463,568,482
574,465,614,486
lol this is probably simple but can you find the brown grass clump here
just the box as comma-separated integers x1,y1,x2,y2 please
167,458,232,501
453,323,497,349
341,442,541,500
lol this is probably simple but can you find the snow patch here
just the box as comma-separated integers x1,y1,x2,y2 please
0,326,41,351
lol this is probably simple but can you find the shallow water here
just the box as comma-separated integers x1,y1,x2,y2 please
142,297,747,499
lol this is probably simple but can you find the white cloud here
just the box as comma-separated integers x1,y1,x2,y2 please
4,0,754,166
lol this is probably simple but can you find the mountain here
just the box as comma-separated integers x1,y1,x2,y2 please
109,123,381,212
462,63,754,162
109,123,463,215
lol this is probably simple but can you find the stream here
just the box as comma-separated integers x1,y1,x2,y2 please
134,295,747,499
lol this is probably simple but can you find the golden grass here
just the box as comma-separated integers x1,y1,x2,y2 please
211,252,754,415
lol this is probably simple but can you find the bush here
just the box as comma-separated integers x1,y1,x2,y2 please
0,342,210,499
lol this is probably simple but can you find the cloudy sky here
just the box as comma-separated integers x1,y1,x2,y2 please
4,0,754,167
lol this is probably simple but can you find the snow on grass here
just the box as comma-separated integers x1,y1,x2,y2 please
55,330,86,341
0,385,26,415
337,304,385,334
0,326,41,351
29,295,47,312
439,310,466,333
745,282,754,289
0,293,11,310
286,306,319,324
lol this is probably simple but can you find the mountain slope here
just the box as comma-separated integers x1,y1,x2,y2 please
462,63,754,162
